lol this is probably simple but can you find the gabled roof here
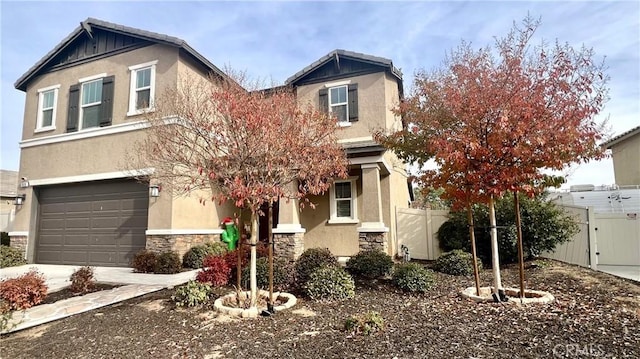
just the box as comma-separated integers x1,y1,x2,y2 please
285,49,403,85
15,17,226,91
602,125,640,149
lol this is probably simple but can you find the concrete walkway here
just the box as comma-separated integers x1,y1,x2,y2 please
0,265,198,334
598,265,640,282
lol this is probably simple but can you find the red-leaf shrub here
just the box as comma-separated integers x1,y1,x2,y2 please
0,269,48,310
131,249,157,273
222,249,247,270
69,266,95,294
256,241,269,259
196,255,231,287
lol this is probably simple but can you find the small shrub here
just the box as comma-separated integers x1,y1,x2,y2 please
433,250,482,276
531,259,551,269
182,245,212,269
222,249,248,282
131,249,157,273
69,266,95,294
1,245,26,268
0,299,14,333
1,232,9,246
304,265,355,301
437,193,579,264
256,241,270,258
196,255,231,287
0,269,48,310
154,251,182,274
346,250,394,279
294,248,338,286
392,263,435,293
344,311,385,336
204,242,229,257
241,257,293,291
172,280,212,307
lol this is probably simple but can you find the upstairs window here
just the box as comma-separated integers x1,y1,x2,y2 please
128,60,157,115
319,83,358,124
329,86,348,122
66,74,114,133
81,78,103,129
36,85,60,132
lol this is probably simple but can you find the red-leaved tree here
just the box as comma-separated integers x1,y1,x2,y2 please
134,72,348,308
377,16,608,300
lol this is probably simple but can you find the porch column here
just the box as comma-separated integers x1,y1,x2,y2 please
357,164,389,253
273,181,305,262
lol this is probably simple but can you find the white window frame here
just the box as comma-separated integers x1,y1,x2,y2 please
35,84,60,133
328,85,349,124
78,73,107,131
328,176,359,224
128,60,157,116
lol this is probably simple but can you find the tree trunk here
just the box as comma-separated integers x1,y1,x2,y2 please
268,203,274,306
249,211,258,308
467,201,481,296
488,196,503,300
514,191,526,299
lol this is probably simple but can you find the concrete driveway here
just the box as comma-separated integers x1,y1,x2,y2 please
0,264,198,292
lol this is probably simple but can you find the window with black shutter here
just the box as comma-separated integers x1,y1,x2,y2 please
66,75,114,132
319,83,358,123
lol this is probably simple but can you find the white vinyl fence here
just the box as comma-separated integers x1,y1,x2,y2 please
0,211,13,233
593,212,640,266
396,203,639,270
396,207,448,260
542,205,597,269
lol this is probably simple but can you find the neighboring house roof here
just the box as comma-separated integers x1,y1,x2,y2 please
15,17,226,91
285,49,403,85
0,170,18,198
602,125,640,149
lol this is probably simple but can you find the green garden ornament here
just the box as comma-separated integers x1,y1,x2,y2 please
220,217,239,250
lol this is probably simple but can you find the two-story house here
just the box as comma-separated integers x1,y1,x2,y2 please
602,125,640,186
9,18,410,266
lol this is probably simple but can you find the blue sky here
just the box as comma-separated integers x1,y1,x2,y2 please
1,1,638,188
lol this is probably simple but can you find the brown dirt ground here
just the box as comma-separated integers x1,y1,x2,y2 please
1,260,638,359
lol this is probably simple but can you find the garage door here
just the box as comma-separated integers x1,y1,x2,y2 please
36,179,149,266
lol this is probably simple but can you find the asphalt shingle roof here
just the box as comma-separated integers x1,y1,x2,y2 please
15,17,225,91
285,49,403,85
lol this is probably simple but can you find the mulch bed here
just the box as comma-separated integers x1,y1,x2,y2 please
1,260,638,358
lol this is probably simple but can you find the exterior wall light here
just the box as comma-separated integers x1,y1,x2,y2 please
149,184,161,198
14,194,26,206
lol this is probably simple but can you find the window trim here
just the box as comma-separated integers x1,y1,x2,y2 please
35,84,60,133
328,85,349,123
328,176,359,224
79,78,104,130
127,60,158,116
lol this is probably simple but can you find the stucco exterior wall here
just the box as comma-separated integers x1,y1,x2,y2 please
169,188,238,230
611,135,640,186
300,177,363,256
14,44,226,246
383,72,403,132
19,130,146,179
295,72,389,141
21,44,179,141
